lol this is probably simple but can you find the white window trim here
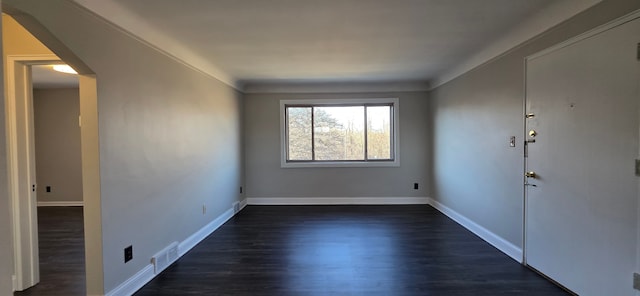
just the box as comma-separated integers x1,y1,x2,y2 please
280,98,400,168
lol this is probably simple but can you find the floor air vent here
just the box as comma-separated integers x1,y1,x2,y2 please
151,242,179,274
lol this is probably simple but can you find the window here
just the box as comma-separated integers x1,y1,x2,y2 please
281,98,399,168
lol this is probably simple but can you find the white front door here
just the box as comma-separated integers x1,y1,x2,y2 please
525,15,640,295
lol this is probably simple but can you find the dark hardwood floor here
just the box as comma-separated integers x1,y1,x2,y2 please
11,205,569,295
135,205,569,296
14,206,85,296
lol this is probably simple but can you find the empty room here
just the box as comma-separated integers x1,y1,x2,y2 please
1,0,640,295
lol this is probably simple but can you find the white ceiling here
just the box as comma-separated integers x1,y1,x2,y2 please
31,65,79,89
71,0,600,90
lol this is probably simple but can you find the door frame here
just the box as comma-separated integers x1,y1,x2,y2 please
6,54,61,290
522,6,640,270
6,54,101,292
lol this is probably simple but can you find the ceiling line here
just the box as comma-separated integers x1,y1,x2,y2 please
432,0,601,89
66,0,242,91
69,0,600,93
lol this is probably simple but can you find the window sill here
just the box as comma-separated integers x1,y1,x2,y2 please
281,160,400,168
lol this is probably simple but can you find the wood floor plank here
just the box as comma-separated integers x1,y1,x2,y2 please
14,206,85,296
135,205,569,296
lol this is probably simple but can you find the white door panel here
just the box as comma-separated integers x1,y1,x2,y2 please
525,16,640,296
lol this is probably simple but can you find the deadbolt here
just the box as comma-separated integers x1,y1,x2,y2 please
525,171,537,178
525,113,535,119
528,130,537,137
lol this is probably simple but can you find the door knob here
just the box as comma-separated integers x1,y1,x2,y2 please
525,171,537,178
528,130,537,137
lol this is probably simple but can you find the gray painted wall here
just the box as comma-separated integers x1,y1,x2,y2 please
244,91,429,198
33,88,83,203
0,4,15,294
4,0,244,293
429,0,640,248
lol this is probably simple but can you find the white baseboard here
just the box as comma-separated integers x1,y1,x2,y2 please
247,197,429,205
12,275,16,292
427,198,523,263
178,206,235,257
105,199,248,296
238,198,248,211
37,201,84,207
104,264,154,296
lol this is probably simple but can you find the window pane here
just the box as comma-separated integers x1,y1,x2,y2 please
367,106,392,160
314,106,364,160
287,107,312,160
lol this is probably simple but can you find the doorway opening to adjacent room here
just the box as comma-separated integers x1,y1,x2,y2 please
7,55,84,294
16,58,85,295
4,10,102,294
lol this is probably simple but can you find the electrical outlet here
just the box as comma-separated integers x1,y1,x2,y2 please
124,245,133,263
202,205,206,215
46,186,51,192
633,272,640,291
240,186,243,194
414,183,419,190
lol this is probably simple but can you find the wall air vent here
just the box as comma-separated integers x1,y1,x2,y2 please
151,241,179,274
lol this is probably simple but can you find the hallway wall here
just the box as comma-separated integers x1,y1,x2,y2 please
33,88,83,204
4,1,245,293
